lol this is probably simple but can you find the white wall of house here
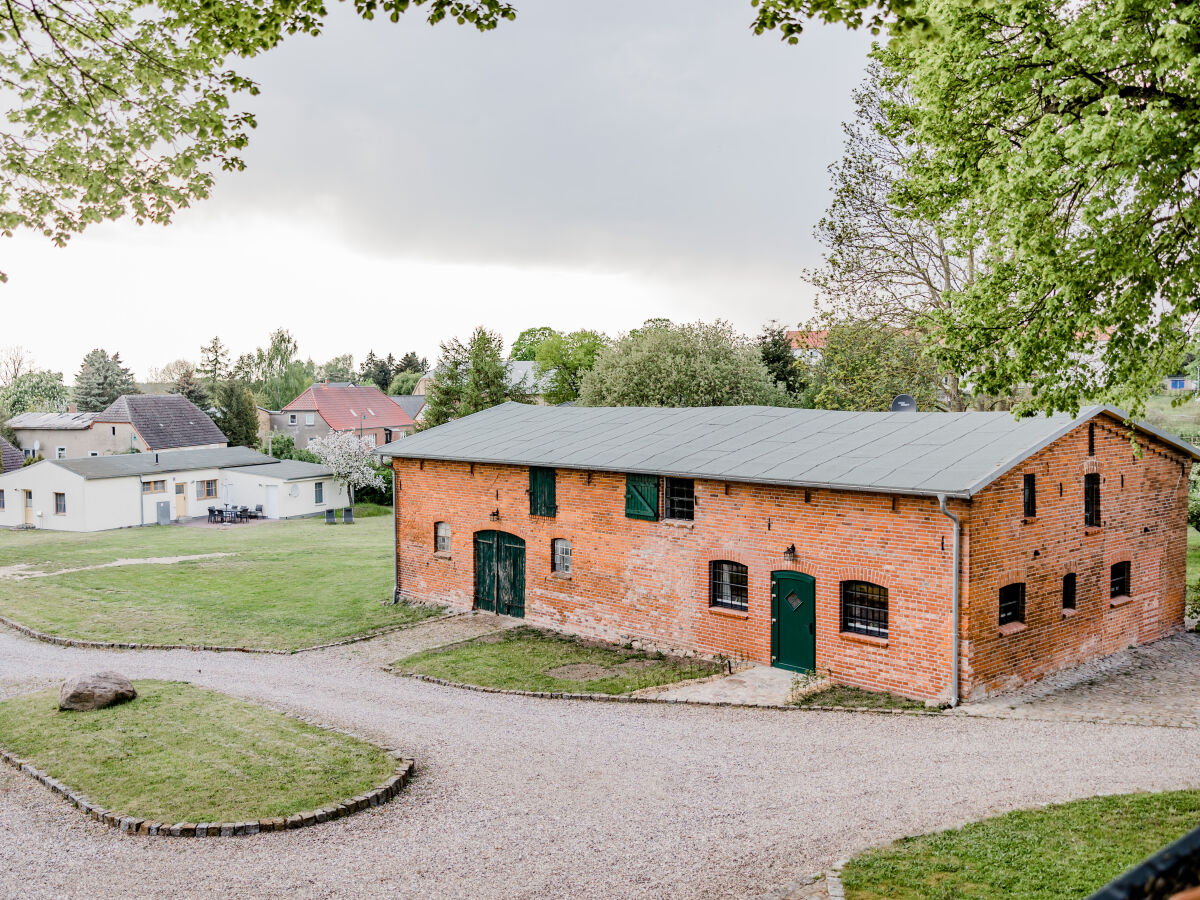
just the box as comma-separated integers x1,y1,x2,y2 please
221,470,346,518
0,464,138,532
138,467,225,524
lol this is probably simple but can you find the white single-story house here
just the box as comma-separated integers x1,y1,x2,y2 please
0,447,347,532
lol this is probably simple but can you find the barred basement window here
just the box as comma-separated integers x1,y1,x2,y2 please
1084,472,1101,527
1111,561,1131,598
552,538,572,574
1023,473,1036,517
840,581,888,638
434,521,451,553
1062,573,1076,610
709,560,748,611
664,477,695,520
999,582,1026,626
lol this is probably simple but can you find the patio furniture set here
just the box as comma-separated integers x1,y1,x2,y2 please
207,504,264,524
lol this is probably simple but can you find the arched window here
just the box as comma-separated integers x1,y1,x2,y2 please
434,521,451,553
552,538,572,574
709,561,748,611
840,581,888,638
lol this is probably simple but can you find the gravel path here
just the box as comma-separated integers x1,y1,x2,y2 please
3,628,1200,900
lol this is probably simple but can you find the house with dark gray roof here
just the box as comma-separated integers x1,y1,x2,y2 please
0,437,22,474
0,446,344,532
377,403,1198,702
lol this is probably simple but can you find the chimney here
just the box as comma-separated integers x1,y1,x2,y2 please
68,403,77,414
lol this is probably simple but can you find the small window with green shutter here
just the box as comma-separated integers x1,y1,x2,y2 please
625,473,659,521
529,467,557,517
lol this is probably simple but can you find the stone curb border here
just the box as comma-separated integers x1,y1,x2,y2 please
826,858,849,899
0,609,463,656
387,668,945,716
0,711,415,838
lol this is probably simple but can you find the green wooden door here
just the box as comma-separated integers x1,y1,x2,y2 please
772,570,816,673
474,530,526,618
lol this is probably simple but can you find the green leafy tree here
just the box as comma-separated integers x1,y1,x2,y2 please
387,371,422,395
260,431,318,463
73,349,138,412
756,321,809,399
510,326,559,362
318,354,355,382
0,370,68,416
579,320,792,408
199,337,230,391
359,350,398,392
534,330,608,405
213,380,259,448
866,2,1200,417
169,368,212,410
260,359,315,411
809,318,942,412
397,351,428,374
423,327,529,427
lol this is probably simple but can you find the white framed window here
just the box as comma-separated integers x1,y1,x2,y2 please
314,481,324,504
552,539,572,574
434,521,451,553
54,492,66,515
56,447,67,459
288,413,297,425
305,413,315,426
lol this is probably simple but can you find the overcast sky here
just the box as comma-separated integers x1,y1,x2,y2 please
5,2,873,380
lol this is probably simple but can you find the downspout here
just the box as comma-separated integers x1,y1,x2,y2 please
937,493,961,708
391,464,400,604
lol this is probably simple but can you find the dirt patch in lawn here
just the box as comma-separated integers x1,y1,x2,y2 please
0,554,233,581
545,663,614,680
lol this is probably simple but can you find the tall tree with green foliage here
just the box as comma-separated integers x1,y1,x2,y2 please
73,350,138,412
397,351,428,374
510,327,559,362
359,351,398,392
0,370,68,416
169,368,212,410
534,330,608,405
213,381,260,448
422,327,529,427
808,318,942,412
199,337,230,391
260,360,315,411
579,321,792,408
756,321,810,400
387,371,423,395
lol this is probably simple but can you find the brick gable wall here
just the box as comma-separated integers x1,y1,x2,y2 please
961,417,1189,698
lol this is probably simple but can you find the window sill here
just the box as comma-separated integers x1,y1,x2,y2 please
551,571,572,581
839,631,888,648
1021,517,1037,525
1110,594,1134,608
1084,526,1103,536
708,605,749,620
1061,607,1078,619
661,518,694,530
998,621,1027,637
433,551,452,560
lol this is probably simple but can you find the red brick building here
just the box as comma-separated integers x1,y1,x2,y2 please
379,403,1197,703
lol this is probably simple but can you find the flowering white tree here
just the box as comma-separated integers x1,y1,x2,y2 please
307,431,384,510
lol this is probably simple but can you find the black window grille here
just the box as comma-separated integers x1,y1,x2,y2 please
1023,473,1036,517
552,538,572,574
999,582,1026,626
1062,573,1076,610
709,561,748,611
840,581,888,638
1084,472,1101,527
664,477,695,520
1111,560,1131,598
434,521,451,553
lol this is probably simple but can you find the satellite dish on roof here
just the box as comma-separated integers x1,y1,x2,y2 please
890,394,918,412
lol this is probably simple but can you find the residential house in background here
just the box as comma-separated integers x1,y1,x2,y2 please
7,395,226,460
1163,375,1197,393
380,402,1195,703
0,438,22,474
270,382,415,448
786,329,828,364
390,394,427,425
0,446,344,531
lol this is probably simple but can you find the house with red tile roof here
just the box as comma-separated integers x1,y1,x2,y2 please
269,382,415,449
785,329,828,362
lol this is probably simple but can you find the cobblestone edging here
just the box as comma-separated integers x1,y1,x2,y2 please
387,668,945,716
0,715,415,838
0,609,462,656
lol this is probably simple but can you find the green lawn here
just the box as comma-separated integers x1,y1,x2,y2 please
841,790,1200,900
0,516,440,649
1141,394,1200,437
0,681,396,823
393,626,721,694
793,684,928,711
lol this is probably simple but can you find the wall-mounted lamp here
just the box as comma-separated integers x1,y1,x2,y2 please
489,509,500,521
784,544,796,561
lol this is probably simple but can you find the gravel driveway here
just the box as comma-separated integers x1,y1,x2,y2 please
3,628,1200,900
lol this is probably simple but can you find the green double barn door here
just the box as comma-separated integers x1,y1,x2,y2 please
474,530,526,618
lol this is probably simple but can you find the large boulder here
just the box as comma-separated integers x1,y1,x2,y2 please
58,672,137,711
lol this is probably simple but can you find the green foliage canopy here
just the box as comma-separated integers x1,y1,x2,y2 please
0,369,68,416
533,330,608,405
72,349,138,412
579,320,792,408
422,327,529,427
169,368,212,410
809,319,941,411
214,380,259,448
510,326,558,362
387,371,422,395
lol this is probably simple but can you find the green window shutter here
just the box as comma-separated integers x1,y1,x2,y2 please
625,473,659,521
529,467,557,517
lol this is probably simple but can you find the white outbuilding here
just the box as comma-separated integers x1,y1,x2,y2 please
0,446,347,532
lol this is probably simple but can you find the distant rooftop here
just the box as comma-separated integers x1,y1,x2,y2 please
8,411,98,431
283,382,414,431
377,402,1200,499
94,394,228,451
43,446,274,481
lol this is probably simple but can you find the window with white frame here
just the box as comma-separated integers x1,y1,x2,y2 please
435,521,451,553
289,413,297,425
314,481,324,504
56,447,66,459
305,413,315,426
552,539,572,574
54,492,66,515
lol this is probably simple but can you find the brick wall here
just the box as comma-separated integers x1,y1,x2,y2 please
393,458,963,701
961,418,1189,698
